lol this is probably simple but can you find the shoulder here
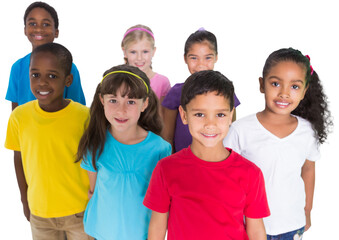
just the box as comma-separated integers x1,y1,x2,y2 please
11,101,35,117
153,73,169,80
68,101,89,115
157,148,189,167
228,149,262,174
147,132,171,148
229,114,258,134
11,53,31,69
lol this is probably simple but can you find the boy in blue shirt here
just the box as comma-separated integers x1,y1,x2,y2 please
5,1,86,110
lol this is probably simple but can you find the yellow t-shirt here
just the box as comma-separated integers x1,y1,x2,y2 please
5,100,90,218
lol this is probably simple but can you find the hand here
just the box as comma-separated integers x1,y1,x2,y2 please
22,200,30,222
88,190,94,200
304,209,311,231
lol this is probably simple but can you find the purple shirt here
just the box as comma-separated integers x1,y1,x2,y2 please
162,83,240,152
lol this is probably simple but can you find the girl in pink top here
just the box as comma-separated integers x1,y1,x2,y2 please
121,24,171,104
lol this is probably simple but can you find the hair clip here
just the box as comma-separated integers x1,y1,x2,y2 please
198,27,206,31
305,55,314,75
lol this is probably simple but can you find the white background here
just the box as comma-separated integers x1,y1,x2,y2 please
0,0,337,239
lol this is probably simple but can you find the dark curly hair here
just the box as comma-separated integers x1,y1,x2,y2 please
262,48,332,144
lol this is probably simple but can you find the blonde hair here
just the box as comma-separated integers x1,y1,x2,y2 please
121,24,155,64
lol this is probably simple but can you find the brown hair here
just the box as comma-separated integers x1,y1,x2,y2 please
76,64,162,169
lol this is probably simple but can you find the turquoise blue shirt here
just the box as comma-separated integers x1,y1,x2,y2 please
6,53,86,106
81,130,171,240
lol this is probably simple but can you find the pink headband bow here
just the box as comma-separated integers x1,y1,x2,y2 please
305,55,314,75
123,27,154,40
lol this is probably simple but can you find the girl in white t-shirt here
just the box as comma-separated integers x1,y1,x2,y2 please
121,24,171,104
224,48,332,239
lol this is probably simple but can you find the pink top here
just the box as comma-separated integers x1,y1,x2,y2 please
150,73,171,100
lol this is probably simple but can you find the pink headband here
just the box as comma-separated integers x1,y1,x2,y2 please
123,27,154,40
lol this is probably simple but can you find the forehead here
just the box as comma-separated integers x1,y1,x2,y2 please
125,38,154,49
188,41,215,55
268,61,307,79
30,52,61,70
26,7,54,22
188,92,231,110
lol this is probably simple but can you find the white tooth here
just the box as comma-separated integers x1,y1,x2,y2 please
39,91,49,95
277,102,288,106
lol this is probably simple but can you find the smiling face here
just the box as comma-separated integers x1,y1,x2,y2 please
179,91,233,153
100,87,149,138
184,41,218,74
30,51,72,112
123,38,155,75
260,61,308,116
24,7,59,49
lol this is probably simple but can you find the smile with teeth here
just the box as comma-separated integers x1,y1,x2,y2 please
201,133,217,137
275,101,290,107
38,91,50,96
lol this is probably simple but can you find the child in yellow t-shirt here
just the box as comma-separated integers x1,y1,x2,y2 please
5,43,91,240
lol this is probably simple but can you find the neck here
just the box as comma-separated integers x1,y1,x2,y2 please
258,109,294,124
190,141,229,162
39,99,70,112
110,125,148,145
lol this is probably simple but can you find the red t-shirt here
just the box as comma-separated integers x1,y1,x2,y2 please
144,147,270,240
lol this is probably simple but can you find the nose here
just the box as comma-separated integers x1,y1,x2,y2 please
116,102,127,113
204,116,216,130
37,76,48,86
279,86,290,98
197,59,208,71
137,52,142,60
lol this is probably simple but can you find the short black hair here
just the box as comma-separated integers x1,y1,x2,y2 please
181,70,234,110
24,2,59,29
31,43,73,75
184,29,218,57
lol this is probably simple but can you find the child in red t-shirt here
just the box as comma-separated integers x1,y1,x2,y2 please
144,70,270,240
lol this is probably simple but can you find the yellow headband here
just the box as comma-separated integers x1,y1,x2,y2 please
101,70,149,94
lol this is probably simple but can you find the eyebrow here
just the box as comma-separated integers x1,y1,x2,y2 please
187,53,214,57
27,17,52,22
268,76,305,84
191,108,230,112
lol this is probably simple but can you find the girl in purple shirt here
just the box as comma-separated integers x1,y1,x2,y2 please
161,28,240,152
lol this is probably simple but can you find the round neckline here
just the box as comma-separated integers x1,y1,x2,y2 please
107,129,151,146
186,146,234,168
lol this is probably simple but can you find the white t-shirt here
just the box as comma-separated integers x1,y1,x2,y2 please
223,114,320,235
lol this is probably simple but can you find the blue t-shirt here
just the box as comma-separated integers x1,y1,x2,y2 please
81,130,171,240
6,53,86,106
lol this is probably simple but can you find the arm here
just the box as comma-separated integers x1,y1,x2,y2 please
87,171,97,200
161,107,177,151
301,160,315,231
11,102,18,111
148,211,168,240
245,217,266,240
14,151,30,221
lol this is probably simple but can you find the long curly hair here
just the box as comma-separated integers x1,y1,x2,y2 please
262,48,332,144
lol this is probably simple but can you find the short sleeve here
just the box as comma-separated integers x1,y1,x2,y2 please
80,152,97,172
161,77,171,98
244,167,270,218
161,83,183,110
223,125,241,153
64,63,86,105
306,135,320,162
160,141,172,160
5,61,20,103
5,111,21,151
143,161,170,213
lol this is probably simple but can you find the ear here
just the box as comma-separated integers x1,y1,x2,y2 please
99,94,104,105
122,47,127,58
259,77,265,93
301,84,309,100
55,29,59,38
178,105,188,125
65,74,73,87
184,54,188,64
152,47,157,58
24,26,27,37
229,107,235,125
141,97,149,112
